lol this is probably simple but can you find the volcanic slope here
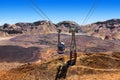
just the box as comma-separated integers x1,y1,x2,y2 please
0,52,120,80
81,19,120,40
0,33,120,63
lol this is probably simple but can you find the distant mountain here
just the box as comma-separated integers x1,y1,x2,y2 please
81,19,120,40
57,21,82,32
0,21,56,37
1,19,120,40
0,20,82,37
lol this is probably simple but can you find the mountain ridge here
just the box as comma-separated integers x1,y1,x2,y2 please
0,18,120,40
81,18,120,40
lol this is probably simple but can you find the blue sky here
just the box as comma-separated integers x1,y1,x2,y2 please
0,0,120,25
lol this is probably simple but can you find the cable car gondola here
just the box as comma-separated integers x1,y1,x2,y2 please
57,42,65,54
57,28,65,54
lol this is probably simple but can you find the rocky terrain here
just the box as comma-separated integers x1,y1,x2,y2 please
57,21,82,32
0,19,120,80
0,33,120,62
0,20,57,37
0,32,120,80
0,20,82,37
81,19,120,40
0,52,120,80
1,19,120,40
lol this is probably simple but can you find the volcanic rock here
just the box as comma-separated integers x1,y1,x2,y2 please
57,21,82,32
81,19,120,40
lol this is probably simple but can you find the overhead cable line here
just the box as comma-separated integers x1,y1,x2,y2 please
30,0,52,22
84,0,97,24
29,5,46,20
81,0,97,25
85,5,96,24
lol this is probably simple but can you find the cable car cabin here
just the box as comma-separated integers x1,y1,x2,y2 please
57,43,65,54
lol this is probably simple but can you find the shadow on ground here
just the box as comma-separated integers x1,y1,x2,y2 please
0,45,40,63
